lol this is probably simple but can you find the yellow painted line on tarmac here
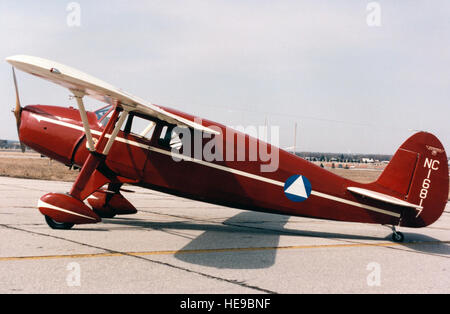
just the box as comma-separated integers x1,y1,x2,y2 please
0,240,447,262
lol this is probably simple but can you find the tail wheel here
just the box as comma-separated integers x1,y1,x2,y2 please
391,231,404,243
44,215,74,230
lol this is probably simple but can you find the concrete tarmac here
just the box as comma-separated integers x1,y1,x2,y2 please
0,177,449,294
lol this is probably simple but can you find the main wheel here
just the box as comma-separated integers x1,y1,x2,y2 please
44,215,74,230
391,231,404,243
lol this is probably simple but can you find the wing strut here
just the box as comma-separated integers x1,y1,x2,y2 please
68,103,131,201
71,90,96,152
70,89,129,156
102,109,129,155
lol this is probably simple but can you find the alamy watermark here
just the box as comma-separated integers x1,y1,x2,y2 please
168,120,280,173
366,262,381,287
366,2,381,27
66,262,81,287
67,2,81,27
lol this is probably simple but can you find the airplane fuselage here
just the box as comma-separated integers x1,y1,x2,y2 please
19,104,405,227
7,54,448,240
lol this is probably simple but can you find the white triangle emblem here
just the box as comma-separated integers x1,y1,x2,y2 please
285,176,308,198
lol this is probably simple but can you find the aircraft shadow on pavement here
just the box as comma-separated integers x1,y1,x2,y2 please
173,211,289,269
104,210,450,269
105,211,290,269
391,232,450,256
107,211,450,269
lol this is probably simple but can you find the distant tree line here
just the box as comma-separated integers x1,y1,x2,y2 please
0,139,24,150
294,152,392,163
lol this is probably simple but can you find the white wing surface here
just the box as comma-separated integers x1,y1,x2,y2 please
6,55,219,135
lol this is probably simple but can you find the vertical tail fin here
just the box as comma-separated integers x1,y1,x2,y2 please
374,132,448,228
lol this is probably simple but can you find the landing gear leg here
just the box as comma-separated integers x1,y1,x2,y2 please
391,225,404,243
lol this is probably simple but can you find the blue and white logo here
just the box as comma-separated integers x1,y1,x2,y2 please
284,175,312,202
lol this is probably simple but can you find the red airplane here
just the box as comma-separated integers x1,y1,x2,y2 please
6,55,449,242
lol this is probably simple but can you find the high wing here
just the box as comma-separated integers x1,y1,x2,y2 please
5,55,219,135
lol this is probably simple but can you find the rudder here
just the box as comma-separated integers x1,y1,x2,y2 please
375,132,448,228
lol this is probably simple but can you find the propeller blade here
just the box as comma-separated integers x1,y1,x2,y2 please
11,67,25,153
12,67,21,120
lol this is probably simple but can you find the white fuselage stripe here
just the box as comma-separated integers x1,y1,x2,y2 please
32,114,400,218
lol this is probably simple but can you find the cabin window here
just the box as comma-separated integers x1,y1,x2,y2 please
160,126,168,141
122,114,156,141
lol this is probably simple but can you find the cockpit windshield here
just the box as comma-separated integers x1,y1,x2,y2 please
95,105,113,126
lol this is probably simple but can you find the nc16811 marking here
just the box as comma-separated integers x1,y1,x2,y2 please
417,158,440,217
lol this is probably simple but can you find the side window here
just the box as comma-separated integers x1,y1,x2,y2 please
122,115,156,141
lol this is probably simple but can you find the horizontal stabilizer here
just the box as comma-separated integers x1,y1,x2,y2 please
347,187,422,210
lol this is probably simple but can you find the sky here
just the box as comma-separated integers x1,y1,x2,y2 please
0,1,449,154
